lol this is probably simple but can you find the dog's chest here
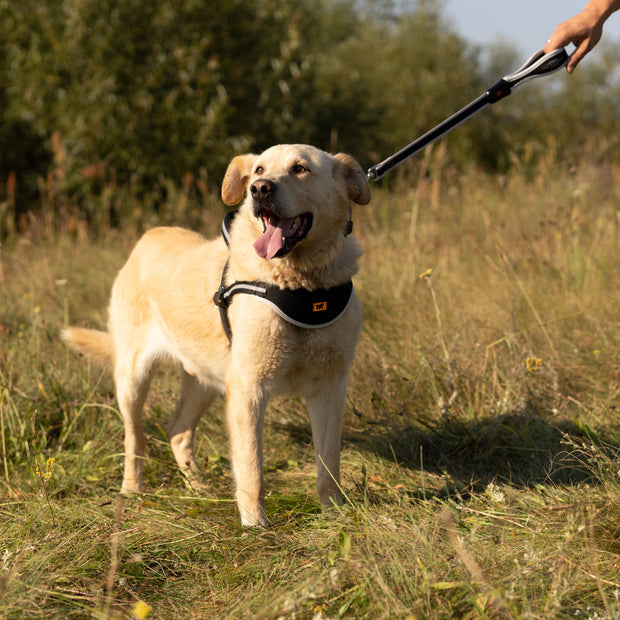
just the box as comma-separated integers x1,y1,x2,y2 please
279,336,349,395
238,312,356,395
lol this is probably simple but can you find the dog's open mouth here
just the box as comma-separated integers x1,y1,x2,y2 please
253,209,313,259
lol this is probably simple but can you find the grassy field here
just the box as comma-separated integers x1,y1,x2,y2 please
1,151,619,618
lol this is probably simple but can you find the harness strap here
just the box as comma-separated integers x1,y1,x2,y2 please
213,260,268,342
221,210,236,246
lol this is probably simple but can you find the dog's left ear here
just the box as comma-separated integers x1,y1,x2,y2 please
333,153,371,205
221,154,257,206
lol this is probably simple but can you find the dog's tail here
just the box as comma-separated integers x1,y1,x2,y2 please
62,327,114,366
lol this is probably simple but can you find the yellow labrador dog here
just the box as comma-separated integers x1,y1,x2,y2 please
63,144,370,527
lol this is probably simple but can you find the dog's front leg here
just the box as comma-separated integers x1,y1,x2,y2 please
305,376,348,510
226,375,270,528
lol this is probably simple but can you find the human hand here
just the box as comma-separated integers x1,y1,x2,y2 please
544,0,620,73
544,7,604,73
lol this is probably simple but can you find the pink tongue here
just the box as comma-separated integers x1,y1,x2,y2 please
253,215,296,259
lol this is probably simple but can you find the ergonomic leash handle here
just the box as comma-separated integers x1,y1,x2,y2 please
366,47,568,181
486,47,569,102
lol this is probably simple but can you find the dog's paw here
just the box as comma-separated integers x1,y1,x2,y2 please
240,508,271,529
180,470,209,494
120,479,144,495
316,495,348,522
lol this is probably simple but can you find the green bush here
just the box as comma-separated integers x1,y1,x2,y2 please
1,0,619,230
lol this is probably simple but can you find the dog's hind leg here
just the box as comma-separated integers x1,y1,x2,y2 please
305,376,348,510
167,370,217,490
114,356,152,494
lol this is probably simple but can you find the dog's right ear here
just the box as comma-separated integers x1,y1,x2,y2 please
221,154,256,206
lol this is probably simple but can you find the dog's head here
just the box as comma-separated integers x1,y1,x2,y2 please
221,144,370,261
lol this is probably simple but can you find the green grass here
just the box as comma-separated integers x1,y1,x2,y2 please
1,152,619,618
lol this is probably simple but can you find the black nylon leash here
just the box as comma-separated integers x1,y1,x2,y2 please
367,48,568,181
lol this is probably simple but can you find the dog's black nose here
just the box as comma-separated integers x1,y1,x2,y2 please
250,179,276,199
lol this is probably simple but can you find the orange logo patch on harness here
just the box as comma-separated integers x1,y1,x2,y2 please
313,301,328,312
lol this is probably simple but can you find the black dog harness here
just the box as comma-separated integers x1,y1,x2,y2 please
213,210,354,344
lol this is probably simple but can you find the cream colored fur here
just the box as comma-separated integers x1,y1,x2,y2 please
62,144,371,527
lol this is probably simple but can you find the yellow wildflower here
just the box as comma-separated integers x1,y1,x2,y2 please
525,357,543,372
36,379,49,400
312,602,328,618
131,600,152,619
35,457,55,481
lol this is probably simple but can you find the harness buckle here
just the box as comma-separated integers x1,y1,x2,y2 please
213,288,228,308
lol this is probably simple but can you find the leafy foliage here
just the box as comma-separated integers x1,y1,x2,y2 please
1,0,620,229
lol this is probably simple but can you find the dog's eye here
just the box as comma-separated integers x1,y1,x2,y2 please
254,166,264,175
291,163,309,175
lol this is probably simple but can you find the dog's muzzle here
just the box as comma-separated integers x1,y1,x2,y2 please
250,180,312,260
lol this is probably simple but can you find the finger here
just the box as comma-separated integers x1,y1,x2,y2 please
544,33,559,54
567,42,589,73
544,27,573,54
567,27,603,72
543,38,554,54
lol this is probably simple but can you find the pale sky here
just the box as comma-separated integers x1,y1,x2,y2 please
443,1,620,57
